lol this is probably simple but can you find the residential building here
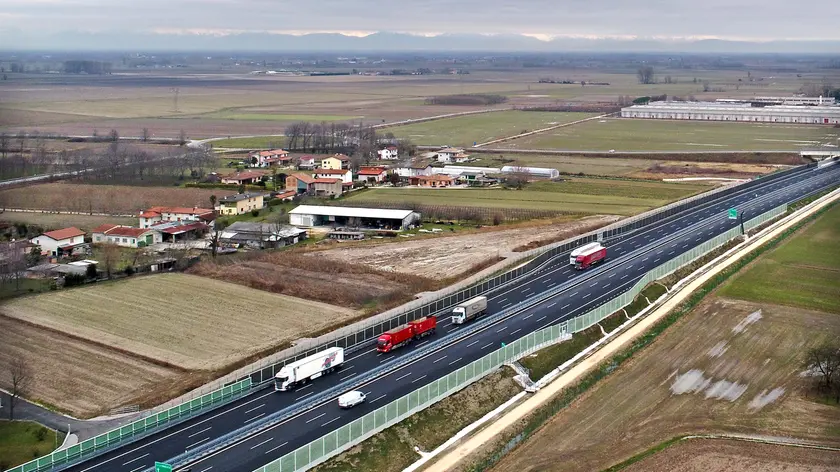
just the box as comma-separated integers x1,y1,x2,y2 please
298,155,316,169
314,168,353,184
220,170,269,185
320,153,351,170
290,205,420,230
248,149,290,168
357,166,388,184
150,221,209,242
91,224,162,248
286,173,317,194
436,147,467,164
139,206,216,229
270,189,298,202
394,165,433,178
377,146,399,160
312,178,343,196
219,222,307,249
216,192,266,215
30,227,88,257
416,174,455,187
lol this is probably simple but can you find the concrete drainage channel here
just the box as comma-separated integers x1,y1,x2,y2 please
418,186,840,472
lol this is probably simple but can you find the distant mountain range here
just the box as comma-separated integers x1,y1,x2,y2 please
2,30,839,53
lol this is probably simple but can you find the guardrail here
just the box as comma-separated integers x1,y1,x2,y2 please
250,202,792,472
4,379,252,472
5,164,812,472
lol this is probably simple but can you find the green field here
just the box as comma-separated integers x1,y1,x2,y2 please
209,136,287,148
382,111,597,146
498,118,836,152
344,178,711,216
467,153,660,177
0,421,62,469
720,203,840,313
201,112,361,122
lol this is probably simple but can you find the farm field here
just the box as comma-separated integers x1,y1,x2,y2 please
0,212,136,232
719,203,840,313
487,296,840,472
344,178,712,216
316,215,617,279
0,183,229,215
496,118,837,152
622,438,840,472
382,111,596,147
207,135,288,149
0,273,358,370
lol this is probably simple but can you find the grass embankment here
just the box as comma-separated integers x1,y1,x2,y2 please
312,369,521,472
0,421,63,469
519,284,667,381
497,118,835,152
719,202,840,313
345,179,711,217
383,111,595,147
464,199,840,472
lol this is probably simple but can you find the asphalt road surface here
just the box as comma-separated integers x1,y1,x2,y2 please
64,163,839,472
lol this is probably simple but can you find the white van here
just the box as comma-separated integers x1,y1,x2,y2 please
338,391,366,409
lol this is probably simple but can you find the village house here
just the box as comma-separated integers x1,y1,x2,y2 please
248,149,290,168
357,166,388,184
286,173,317,194
216,192,267,215
298,155,316,170
139,206,216,229
220,170,269,185
270,189,298,202
91,224,162,248
416,174,456,188
320,153,351,170
395,164,433,178
314,168,353,185
376,146,399,160
29,227,88,257
436,147,470,164
312,178,344,197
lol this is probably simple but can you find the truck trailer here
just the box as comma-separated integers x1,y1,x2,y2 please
574,244,607,270
569,242,604,266
377,315,437,353
451,296,488,325
274,347,344,391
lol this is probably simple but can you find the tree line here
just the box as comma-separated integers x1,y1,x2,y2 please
425,94,508,106
284,121,416,169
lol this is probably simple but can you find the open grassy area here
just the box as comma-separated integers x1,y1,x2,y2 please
201,112,361,122
467,153,661,177
0,273,357,370
719,203,840,313
0,212,136,232
208,136,287,149
383,111,596,146
313,369,521,472
0,421,63,469
344,178,711,216
497,118,837,152
0,279,52,301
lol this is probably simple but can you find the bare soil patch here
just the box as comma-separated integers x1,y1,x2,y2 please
315,216,618,279
0,182,227,214
486,298,840,472
0,316,180,418
629,161,786,180
0,273,357,371
623,438,840,472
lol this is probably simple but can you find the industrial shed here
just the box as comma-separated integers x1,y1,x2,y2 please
500,165,560,179
621,102,840,124
289,205,420,231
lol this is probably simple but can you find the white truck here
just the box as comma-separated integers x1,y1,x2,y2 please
451,296,488,325
569,242,604,266
274,347,344,391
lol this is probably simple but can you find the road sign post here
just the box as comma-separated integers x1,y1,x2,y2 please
155,462,173,472
728,208,737,220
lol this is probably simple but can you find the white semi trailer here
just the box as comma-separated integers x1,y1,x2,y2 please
274,347,345,391
451,296,488,325
569,242,604,266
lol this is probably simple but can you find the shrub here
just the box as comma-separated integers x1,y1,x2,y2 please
63,273,87,287
125,266,135,276
35,427,48,442
250,209,260,217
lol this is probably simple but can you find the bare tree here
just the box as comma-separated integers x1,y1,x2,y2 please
108,129,119,143
0,132,8,159
7,358,32,420
805,345,840,391
396,138,417,159
141,128,150,142
208,220,226,259
100,243,121,278
15,130,26,154
504,164,530,189
637,66,655,85
178,129,187,147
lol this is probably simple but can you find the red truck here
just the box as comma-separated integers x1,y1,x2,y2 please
377,316,437,353
574,244,607,270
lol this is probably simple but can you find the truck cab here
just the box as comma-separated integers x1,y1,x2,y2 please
451,306,468,324
274,366,293,391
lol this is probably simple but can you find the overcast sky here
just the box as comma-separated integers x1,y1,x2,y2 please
1,0,839,40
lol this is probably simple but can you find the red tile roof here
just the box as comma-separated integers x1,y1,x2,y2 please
315,169,350,175
41,227,85,241
313,178,341,184
327,153,350,161
290,173,316,184
156,221,208,235
358,167,386,175
221,171,268,182
139,211,161,218
91,224,120,234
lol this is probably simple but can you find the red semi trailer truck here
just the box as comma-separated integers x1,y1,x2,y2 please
377,315,437,353
574,244,607,270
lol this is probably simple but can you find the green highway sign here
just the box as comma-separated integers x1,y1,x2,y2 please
728,208,737,219
155,462,173,472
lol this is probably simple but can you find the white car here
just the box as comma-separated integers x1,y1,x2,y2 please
338,391,366,409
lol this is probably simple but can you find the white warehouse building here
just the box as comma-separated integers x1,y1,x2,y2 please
621,102,840,125
289,205,420,231
500,165,560,179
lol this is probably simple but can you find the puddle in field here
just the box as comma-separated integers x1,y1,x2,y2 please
707,341,729,358
732,309,763,334
670,369,747,401
748,387,785,410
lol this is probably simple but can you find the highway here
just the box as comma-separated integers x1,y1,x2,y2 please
63,163,839,472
